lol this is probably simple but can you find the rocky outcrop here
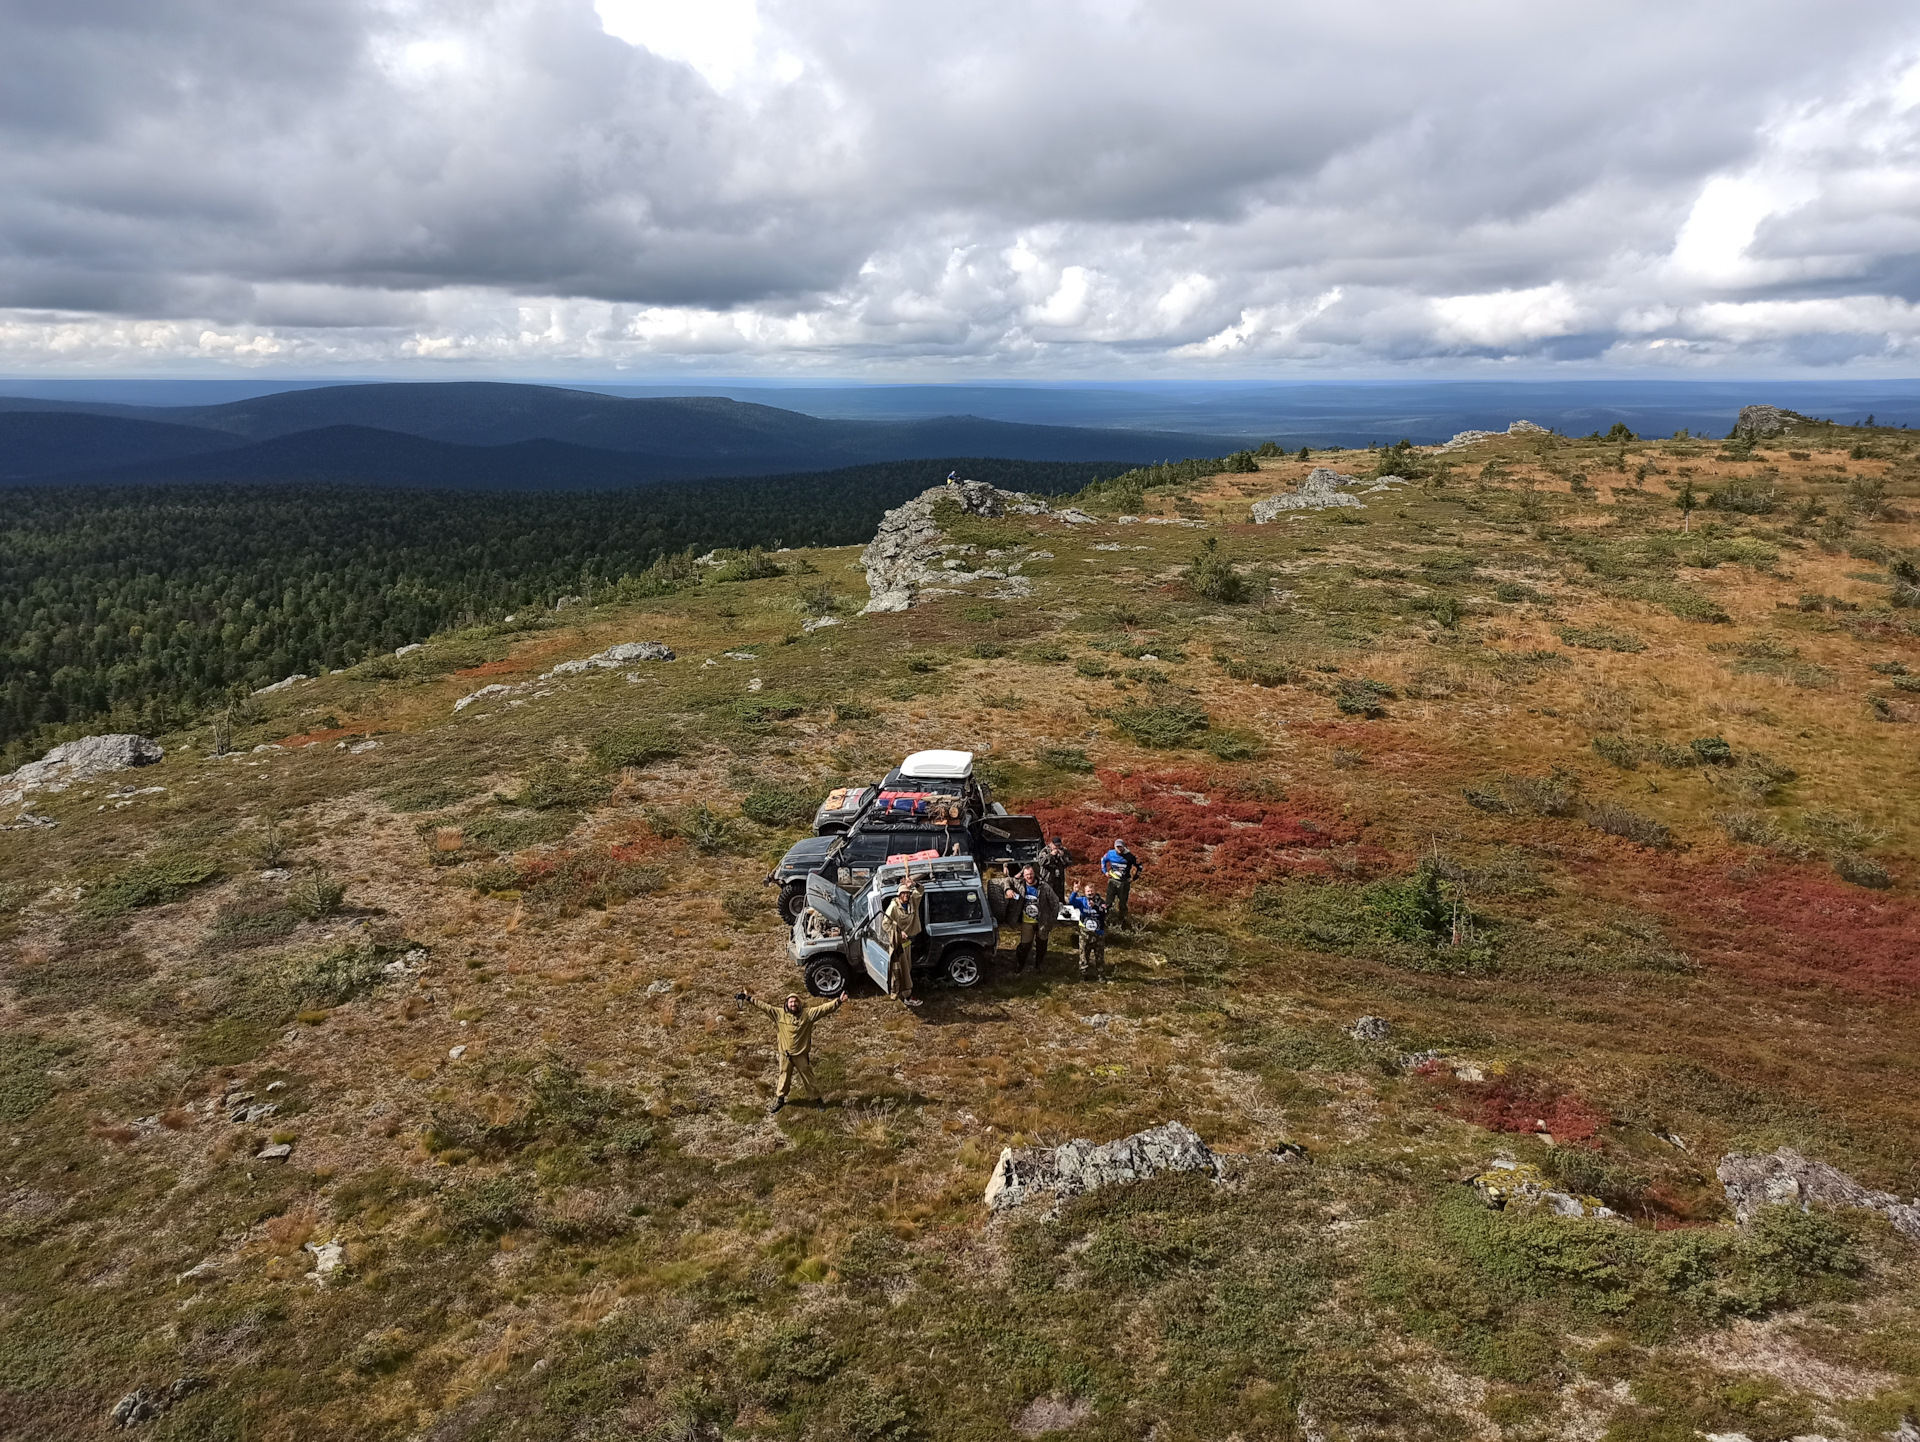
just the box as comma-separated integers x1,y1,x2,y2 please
1440,419,1550,450
984,1120,1223,1211
1717,1147,1920,1240
1,734,163,809
543,641,675,678
1731,404,1807,441
1251,467,1365,520
860,480,1050,613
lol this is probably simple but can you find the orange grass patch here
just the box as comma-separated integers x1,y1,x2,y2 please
278,726,363,748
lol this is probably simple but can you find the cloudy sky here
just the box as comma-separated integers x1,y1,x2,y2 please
4,0,1920,377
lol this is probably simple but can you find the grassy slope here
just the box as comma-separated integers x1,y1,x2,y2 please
2,428,1918,1441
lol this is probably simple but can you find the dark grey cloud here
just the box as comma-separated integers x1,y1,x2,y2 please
0,0,1917,371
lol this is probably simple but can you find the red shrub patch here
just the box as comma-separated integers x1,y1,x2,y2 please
1014,768,1365,908
1568,853,1920,999
1422,1066,1609,1146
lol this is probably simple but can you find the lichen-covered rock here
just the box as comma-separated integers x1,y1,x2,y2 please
1471,1159,1618,1219
984,1120,1223,1211
0,733,163,808
860,480,1048,613
1251,467,1365,520
546,640,675,677
1717,1147,1920,1240
1731,404,1807,441
1349,1015,1392,1042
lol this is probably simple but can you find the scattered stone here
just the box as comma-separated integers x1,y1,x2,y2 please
1,733,163,807
1251,468,1365,520
800,616,840,633
1731,404,1807,441
265,1081,286,1092
1080,1013,1113,1029
1471,1158,1618,1219
1349,1015,1392,1042
448,1045,467,1061
395,642,424,656
1014,1395,1094,1437
305,1238,345,1282
746,677,764,692
985,1121,1223,1212
255,1143,293,1162
1717,1147,1920,1240
176,1258,221,1284
251,674,309,696
110,1389,168,1427
723,650,757,661
454,683,514,712
2,813,56,830
646,979,674,996
1056,508,1099,525
553,594,584,610
543,641,675,678
859,480,1050,613
347,739,380,754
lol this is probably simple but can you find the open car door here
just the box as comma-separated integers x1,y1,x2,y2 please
861,931,892,991
976,813,1046,872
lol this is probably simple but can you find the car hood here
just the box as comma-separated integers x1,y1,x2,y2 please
777,835,840,869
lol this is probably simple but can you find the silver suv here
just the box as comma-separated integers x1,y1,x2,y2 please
789,857,998,998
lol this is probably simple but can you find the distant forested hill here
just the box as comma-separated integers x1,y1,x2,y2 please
0,458,1118,761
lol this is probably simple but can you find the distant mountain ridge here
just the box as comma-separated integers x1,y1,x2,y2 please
0,381,1236,488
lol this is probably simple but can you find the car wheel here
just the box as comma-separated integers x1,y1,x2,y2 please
943,946,984,988
778,884,807,925
805,958,848,998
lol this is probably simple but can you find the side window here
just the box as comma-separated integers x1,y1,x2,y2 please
926,890,984,925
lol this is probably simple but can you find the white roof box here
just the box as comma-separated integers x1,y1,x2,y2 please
900,748,973,780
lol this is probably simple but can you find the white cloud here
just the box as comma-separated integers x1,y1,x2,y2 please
0,2,1918,375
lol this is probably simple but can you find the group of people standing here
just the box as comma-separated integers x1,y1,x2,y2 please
992,835,1143,981
743,835,1147,1113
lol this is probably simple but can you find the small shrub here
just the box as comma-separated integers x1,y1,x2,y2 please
593,723,682,770
649,803,746,854
83,850,221,918
1185,537,1250,604
1592,735,1642,770
734,693,806,727
1803,809,1884,850
288,944,387,1008
1037,747,1094,773
441,1175,535,1237
1503,772,1577,817
1107,697,1210,749
1074,657,1111,679
1336,678,1395,718
1204,730,1260,761
741,782,818,829
1689,735,1735,766
290,871,347,919
1829,850,1892,889
1583,801,1673,849
969,642,1006,659
1022,642,1069,664
1557,626,1646,653
514,760,605,810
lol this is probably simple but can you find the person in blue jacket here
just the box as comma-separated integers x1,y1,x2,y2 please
1065,883,1109,979
1101,838,1142,930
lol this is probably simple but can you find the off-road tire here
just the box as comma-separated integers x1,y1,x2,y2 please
943,946,984,989
777,883,807,925
805,958,849,998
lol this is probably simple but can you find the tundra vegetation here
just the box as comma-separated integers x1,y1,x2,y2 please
1,425,1919,1440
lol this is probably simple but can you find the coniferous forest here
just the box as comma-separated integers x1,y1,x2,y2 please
0,457,1122,763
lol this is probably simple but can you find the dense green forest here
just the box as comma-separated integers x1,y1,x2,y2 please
0,457,1124,764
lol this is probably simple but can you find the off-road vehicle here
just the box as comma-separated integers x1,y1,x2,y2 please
788,856,999,998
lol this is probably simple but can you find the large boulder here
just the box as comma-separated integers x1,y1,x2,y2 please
1251,467,1365,520
1,734,163,808
544,641,675,678
1717,1147,1920,1240
984,1120,1223,1211
860,480,1048,613
1731,404,1807,441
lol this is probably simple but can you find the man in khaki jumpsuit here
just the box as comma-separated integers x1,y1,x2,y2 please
738,990,845,1113
881,874,925,1008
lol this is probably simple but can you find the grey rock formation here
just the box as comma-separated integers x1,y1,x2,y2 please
860,480,1048,613
1440,428,1502,450
252,673,309,695
546,641,675,677
1717,1147,1920,1240
1251,467,1365,520
1731,404,1806,440
1507,419,1549,435
1349,1015,1392,1042
1,734,163,808
985,1120,1223,1211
